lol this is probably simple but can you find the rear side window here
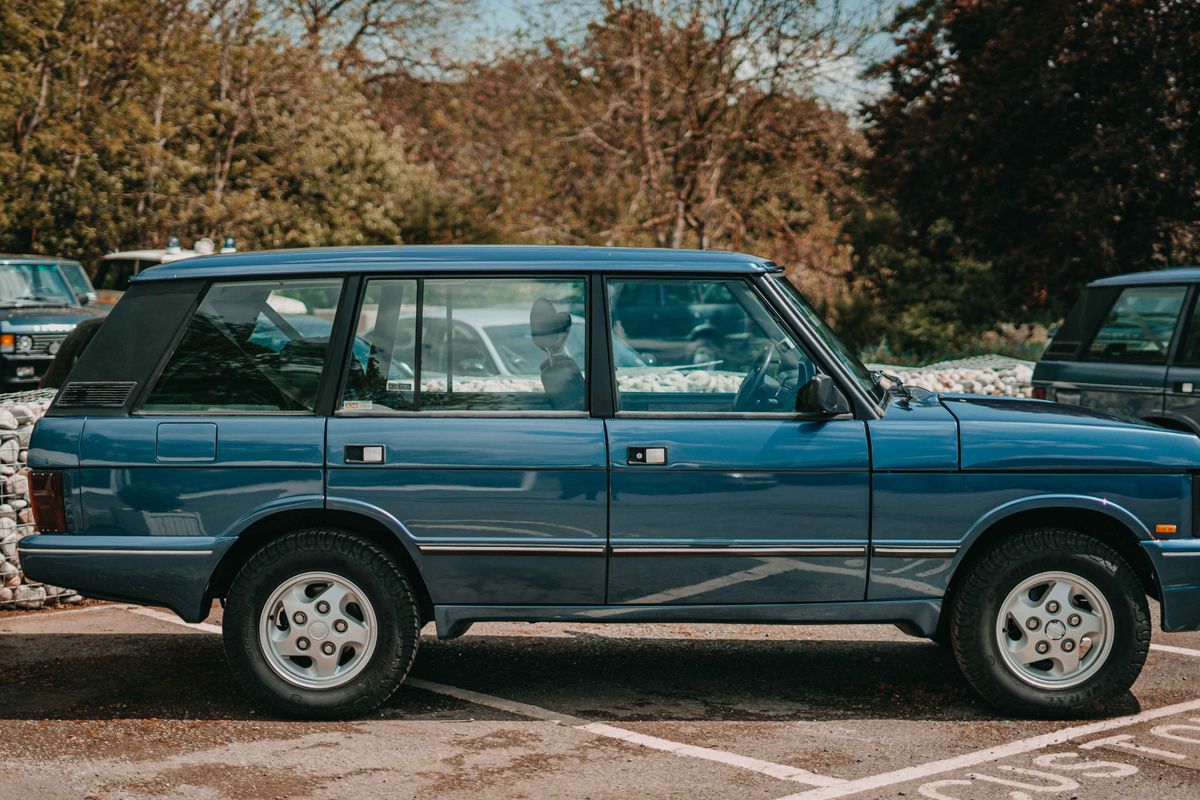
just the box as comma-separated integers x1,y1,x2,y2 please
142,278,344,412
339,277,587,413
1086,285,1186,364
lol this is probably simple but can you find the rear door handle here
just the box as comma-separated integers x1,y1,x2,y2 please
627,446,667,465
345,444,386,463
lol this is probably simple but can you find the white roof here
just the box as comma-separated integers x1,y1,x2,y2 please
101,249,200,264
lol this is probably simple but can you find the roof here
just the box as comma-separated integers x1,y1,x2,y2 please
132,245,779,282
102,249,201,263
0,254,82,266
1090,267,1200,287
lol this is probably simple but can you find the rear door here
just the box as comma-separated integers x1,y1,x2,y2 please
325,275,608,606
1164,286,1200,430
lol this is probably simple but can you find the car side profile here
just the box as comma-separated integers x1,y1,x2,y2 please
18,246,1200,720
1033,267,1200,432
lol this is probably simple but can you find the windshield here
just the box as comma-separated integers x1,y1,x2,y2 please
485,322,646,374
0,263,77,306
772,276,885,406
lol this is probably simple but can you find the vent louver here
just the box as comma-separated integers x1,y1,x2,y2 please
57,381,137,408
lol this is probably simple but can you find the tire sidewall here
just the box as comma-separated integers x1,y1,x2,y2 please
966,548,1142,711
225,534,412,717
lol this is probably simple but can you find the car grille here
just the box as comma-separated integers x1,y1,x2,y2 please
28,333,68,355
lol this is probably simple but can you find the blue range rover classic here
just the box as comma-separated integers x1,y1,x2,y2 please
18,246,1200,719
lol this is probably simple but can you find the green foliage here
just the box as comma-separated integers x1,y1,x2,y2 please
837,205,1001,361
866,0,1200,321
0,0,484,266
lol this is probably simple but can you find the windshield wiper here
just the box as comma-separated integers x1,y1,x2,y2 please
873,370,914,402
3,295,69,307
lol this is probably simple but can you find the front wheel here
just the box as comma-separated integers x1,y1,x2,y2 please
950,529,1149,717
223,529,420,719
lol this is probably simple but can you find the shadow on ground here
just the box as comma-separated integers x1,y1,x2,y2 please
0,630,1142,722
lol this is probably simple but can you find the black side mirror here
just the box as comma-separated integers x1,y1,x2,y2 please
797,374,851,416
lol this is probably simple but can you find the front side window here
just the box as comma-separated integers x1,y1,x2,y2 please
143,278,344,412
59,263,93,297
1086,285,1186,364
609,278,820,414
339,277,587,413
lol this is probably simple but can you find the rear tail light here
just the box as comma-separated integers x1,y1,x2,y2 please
29,471,69,533
1031,386,1047,400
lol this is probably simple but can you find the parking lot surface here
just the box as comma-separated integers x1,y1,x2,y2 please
2,602,1199,799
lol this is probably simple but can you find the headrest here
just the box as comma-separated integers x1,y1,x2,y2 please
530,298,571,354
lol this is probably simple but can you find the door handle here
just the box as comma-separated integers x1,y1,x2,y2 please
345,444,386,463
627,446,667,465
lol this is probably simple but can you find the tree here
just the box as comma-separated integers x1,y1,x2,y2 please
865,0,1200,318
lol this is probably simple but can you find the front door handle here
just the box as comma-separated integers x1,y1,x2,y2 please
627,446,667,465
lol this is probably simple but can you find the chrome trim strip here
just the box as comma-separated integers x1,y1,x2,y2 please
610,545,867,557
872,545,960,559
1161,551,1200,558
417,544,605,555
17,548,213,556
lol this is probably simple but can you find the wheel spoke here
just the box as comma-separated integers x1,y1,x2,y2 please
258,570,379,690
1041,579,1074,614
1006,593,1043,631
1051,645,1082,676
1008,634,1045,667
1072,608,1104,640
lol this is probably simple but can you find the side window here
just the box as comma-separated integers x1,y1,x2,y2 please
1174,292,1200,366
1086,285,1186,364
142,278,344,412
608,278,819,414
339,277,587,413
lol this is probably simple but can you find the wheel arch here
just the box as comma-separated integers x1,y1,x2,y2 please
936,500,1161,638
206,504,434,624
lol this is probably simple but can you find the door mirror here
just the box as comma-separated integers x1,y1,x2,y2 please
797,374,851,416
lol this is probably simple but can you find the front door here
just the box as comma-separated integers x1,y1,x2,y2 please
325,275,608,606
604,276,870,605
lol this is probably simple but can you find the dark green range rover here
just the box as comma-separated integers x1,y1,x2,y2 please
0,255,105,391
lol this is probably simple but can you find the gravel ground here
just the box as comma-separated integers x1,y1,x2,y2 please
3,602,1200,799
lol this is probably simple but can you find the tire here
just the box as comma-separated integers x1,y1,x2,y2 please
950,528,1149,717
223,529,420,719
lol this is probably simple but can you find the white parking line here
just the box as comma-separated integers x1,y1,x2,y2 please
0,603,112,623
773,696,1200,800
120,605,222,634
114,605,847,788
1152,643,1200,658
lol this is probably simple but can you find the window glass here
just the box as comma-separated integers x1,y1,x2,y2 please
772,276,883,405
1173,292,1200,365
0,263,76,306
1086,285,1186,364
143,278,344,412
59,263,93,296
609,278,819,413
339,277,587,413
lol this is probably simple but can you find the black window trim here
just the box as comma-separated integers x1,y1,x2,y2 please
1168,284,1200,368
1080,282,1192,367
134,273,353,417
330,271,596,419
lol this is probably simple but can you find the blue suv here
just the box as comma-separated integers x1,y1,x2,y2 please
18,246,1200,719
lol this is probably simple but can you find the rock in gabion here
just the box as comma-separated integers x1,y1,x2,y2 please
0,389,82,612
869,356,1035,398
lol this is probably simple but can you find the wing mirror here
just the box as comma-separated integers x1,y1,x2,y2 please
797,374,851,416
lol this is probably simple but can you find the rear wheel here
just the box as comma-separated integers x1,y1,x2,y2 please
223,529,420,719
950,529,1149,717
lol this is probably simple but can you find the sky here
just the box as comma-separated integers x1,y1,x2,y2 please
458,0,908,113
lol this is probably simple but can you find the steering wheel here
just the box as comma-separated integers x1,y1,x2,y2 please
733,343,776,412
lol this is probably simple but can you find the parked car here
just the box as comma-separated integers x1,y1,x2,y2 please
0,254,106,391
609,278,749,365
1033,267,1200,433
19,245,1200,721
93,236,235,304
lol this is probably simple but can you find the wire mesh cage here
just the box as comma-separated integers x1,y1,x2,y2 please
0,389,80,611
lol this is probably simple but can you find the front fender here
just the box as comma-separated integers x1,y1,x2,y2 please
964,493,1151,544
